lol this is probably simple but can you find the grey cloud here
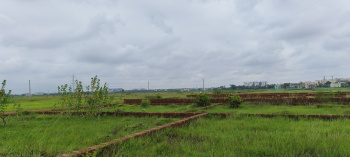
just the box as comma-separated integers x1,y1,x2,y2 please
323,38,350,51
2,0,350,93
275,24,326,41
0,14,122,49
73,44,142,65
150,14,173,34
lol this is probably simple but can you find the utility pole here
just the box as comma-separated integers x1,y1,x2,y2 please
148,81,149,91
29,80,32,101
203,78,204,91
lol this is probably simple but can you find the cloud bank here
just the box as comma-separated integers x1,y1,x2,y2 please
1,0,350,93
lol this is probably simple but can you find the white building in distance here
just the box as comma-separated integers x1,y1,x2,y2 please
244,81,268,87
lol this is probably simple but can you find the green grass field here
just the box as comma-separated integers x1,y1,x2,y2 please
9,96,60,111
7,92,192,112
3,91,350,156
0,114,179,156
202,102,350,115
101,115,350,156
104,104,199,113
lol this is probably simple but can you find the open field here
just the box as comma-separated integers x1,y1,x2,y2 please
3,90,350,156
101,115,350,156
8,89,350,111
99,102,350,115
9,96,60,111
7,92,192,111
104,104,199,113
202,102,350,115
0,114,179,156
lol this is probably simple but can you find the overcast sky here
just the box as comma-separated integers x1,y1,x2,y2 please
1,0,350,94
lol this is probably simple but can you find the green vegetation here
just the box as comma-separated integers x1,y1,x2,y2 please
212,88,223,94
315,90,335,102
195,94,211,107
227,94,243,108
203,102,350,115
101,115,350,156
140,100,150,108
144,94,162,99
57,75,114,116
0,80,12,127
0,114,179,156
105,104,198,113
3,87,350,156
8,96,60,111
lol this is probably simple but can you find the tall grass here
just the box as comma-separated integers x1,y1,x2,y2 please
204,102,350,115
0,114,179,156
104,104,198,113
101,115,350,156
6,91,193,111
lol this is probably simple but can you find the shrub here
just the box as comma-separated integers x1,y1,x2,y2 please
85,75,113,115
58,84,73,115
58,75,114,116
196,94,211,107
141,100,150,108
0,80,11,127
227,94,243,108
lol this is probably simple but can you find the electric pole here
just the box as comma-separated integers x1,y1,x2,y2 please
203,78,204,91
29,80,32,101
148,81,149,91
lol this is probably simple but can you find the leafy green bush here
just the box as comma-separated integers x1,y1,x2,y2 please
57,84,73,115
58,75,114,116
227,94,243,108
0,80,11,127
196,94,211,107
84,75,113,115
141,100,150,108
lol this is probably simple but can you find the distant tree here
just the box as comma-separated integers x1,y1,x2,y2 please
324,81,331,88
283,83,290,89
267,84,275,89
230,84,237,90
219,86,226,89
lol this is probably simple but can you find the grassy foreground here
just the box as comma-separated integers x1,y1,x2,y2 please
101,115,350,156
0,114,179,156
